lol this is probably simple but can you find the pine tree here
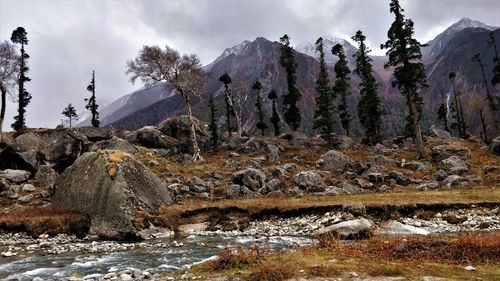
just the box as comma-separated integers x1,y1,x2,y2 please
437,103,449,132
219,73,238,137
332,43,352,137
352,30,383,146
267,90,280,136
279,34,301,131
252,80,268,135
85,70,99,127
62,103,78,127
208,93,219,150
449,72,467,138
472,53,497,113
10,27,31,131
488,32,500,87
381,0,427,159
313,37,335,147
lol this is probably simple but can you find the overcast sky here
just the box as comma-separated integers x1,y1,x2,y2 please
1,0,499,130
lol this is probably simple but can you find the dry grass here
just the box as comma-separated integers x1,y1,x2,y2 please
0,206,89,237
192,233,500,280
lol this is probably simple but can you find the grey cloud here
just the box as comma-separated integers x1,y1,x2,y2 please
1,0,499,129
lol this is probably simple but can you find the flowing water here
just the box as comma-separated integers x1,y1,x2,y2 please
0,235,313,280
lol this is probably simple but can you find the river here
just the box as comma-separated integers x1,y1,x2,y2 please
0,235,313,280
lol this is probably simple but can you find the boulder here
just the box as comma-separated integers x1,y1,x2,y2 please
330,134,354,150
74,126,115,142
22,184,36,193
430,125,451,139
378,220,429,235
52,151,172,240
402,161,428,172
432,143,471,161
124,126,179,149
488,137,500,156
441,156,468,172
35,165,58,189
232,168,266,191
91,136,138,154
0,169,31,183
317,150,352,172
314,218,373,240
366,172,389,184
158,115,207,141
240,138,264,153
368,155,398,167
295,171,325,192
266,144,280,164
0,128,87,173
388,171,410,186
442,175,468,188
187,176,208,193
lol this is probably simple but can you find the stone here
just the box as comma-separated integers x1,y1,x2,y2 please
74,126,115,142
388,171,410,186
464,265,476,271
314,218,373,240
366,172,389,184
442,175,468,188
52,151,172,240
317,150,352,172
0,169,31,183
158,115,207,141
378,220,429,235
417,181,440,190
430,124,451,139
295,171,325,192
21,184,36,192
330,134,354,149
403,161,427,171
267,190,284,197
342,203,366,216
35,165,58,189
369,155,398,167
271,167,287,177
124,126,179,149
266,144,280,164
267,179,281,190
17,194,33,204
91,136,138,154
0,128,87,173
435,170,448,181
187,176,207,193
488,136,500,156
432,143,471,161
441,156,468,172
240,137,264,153
232,168,266,191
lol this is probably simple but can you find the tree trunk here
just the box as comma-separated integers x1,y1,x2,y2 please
231,95,242,137
0,85,6,137
479,109,491,144
181,91,203,162
409,92,425,159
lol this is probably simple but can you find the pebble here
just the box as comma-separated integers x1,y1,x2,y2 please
464,265,476,271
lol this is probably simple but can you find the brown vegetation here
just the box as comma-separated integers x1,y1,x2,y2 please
0,206,89,237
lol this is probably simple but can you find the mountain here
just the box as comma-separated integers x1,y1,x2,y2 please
423,18,497,59
107,18,499,137
77,84,175,127
296,36,358,64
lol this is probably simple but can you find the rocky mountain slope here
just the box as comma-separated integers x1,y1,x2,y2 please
102,18,498,137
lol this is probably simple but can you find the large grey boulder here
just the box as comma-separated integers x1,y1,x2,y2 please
295,171,325,192
52,151,172,240
441,156,468,173
35,165,58,190
266,144,280,164
74,126,115,142
430,125,451,139
91,136,138,154
330,134,354,150
0,128,87,173
232,168,266,191
158,115,207,141
314,218,373,240
124,126,179,149
378,220,429,235
0,169,31,183
317,150,352,172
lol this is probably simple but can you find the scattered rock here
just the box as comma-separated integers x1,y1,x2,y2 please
17,194,33,204
232,168,266,191
317,150,352,172
441,156,468,172
378,220,429,235
265,144,280,164
315,218,373,240
403,161,427,172
488,136,500,156
124,126,179,149
35,165,58,189
464,265,476,271
295,171,325,192
0,169,31,183
442,175,468,188
388,171,410,186
158,115,207,142
21,183,36,193
430,125,451,139
435,170,447,181
91,136,138,154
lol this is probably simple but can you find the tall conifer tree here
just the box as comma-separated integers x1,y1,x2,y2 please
268,90,280,136
332,43,352,137
208,93,219,149
313,37,335,146
10,27,31,131
279,34,301,131
381,0,428,158
352,30,383,145
252,80,268,135
85,70,99,127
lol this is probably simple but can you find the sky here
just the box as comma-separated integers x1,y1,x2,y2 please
1,0,499,130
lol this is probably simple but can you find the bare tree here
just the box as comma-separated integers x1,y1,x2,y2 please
0,41,20,136
126,45,206,161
